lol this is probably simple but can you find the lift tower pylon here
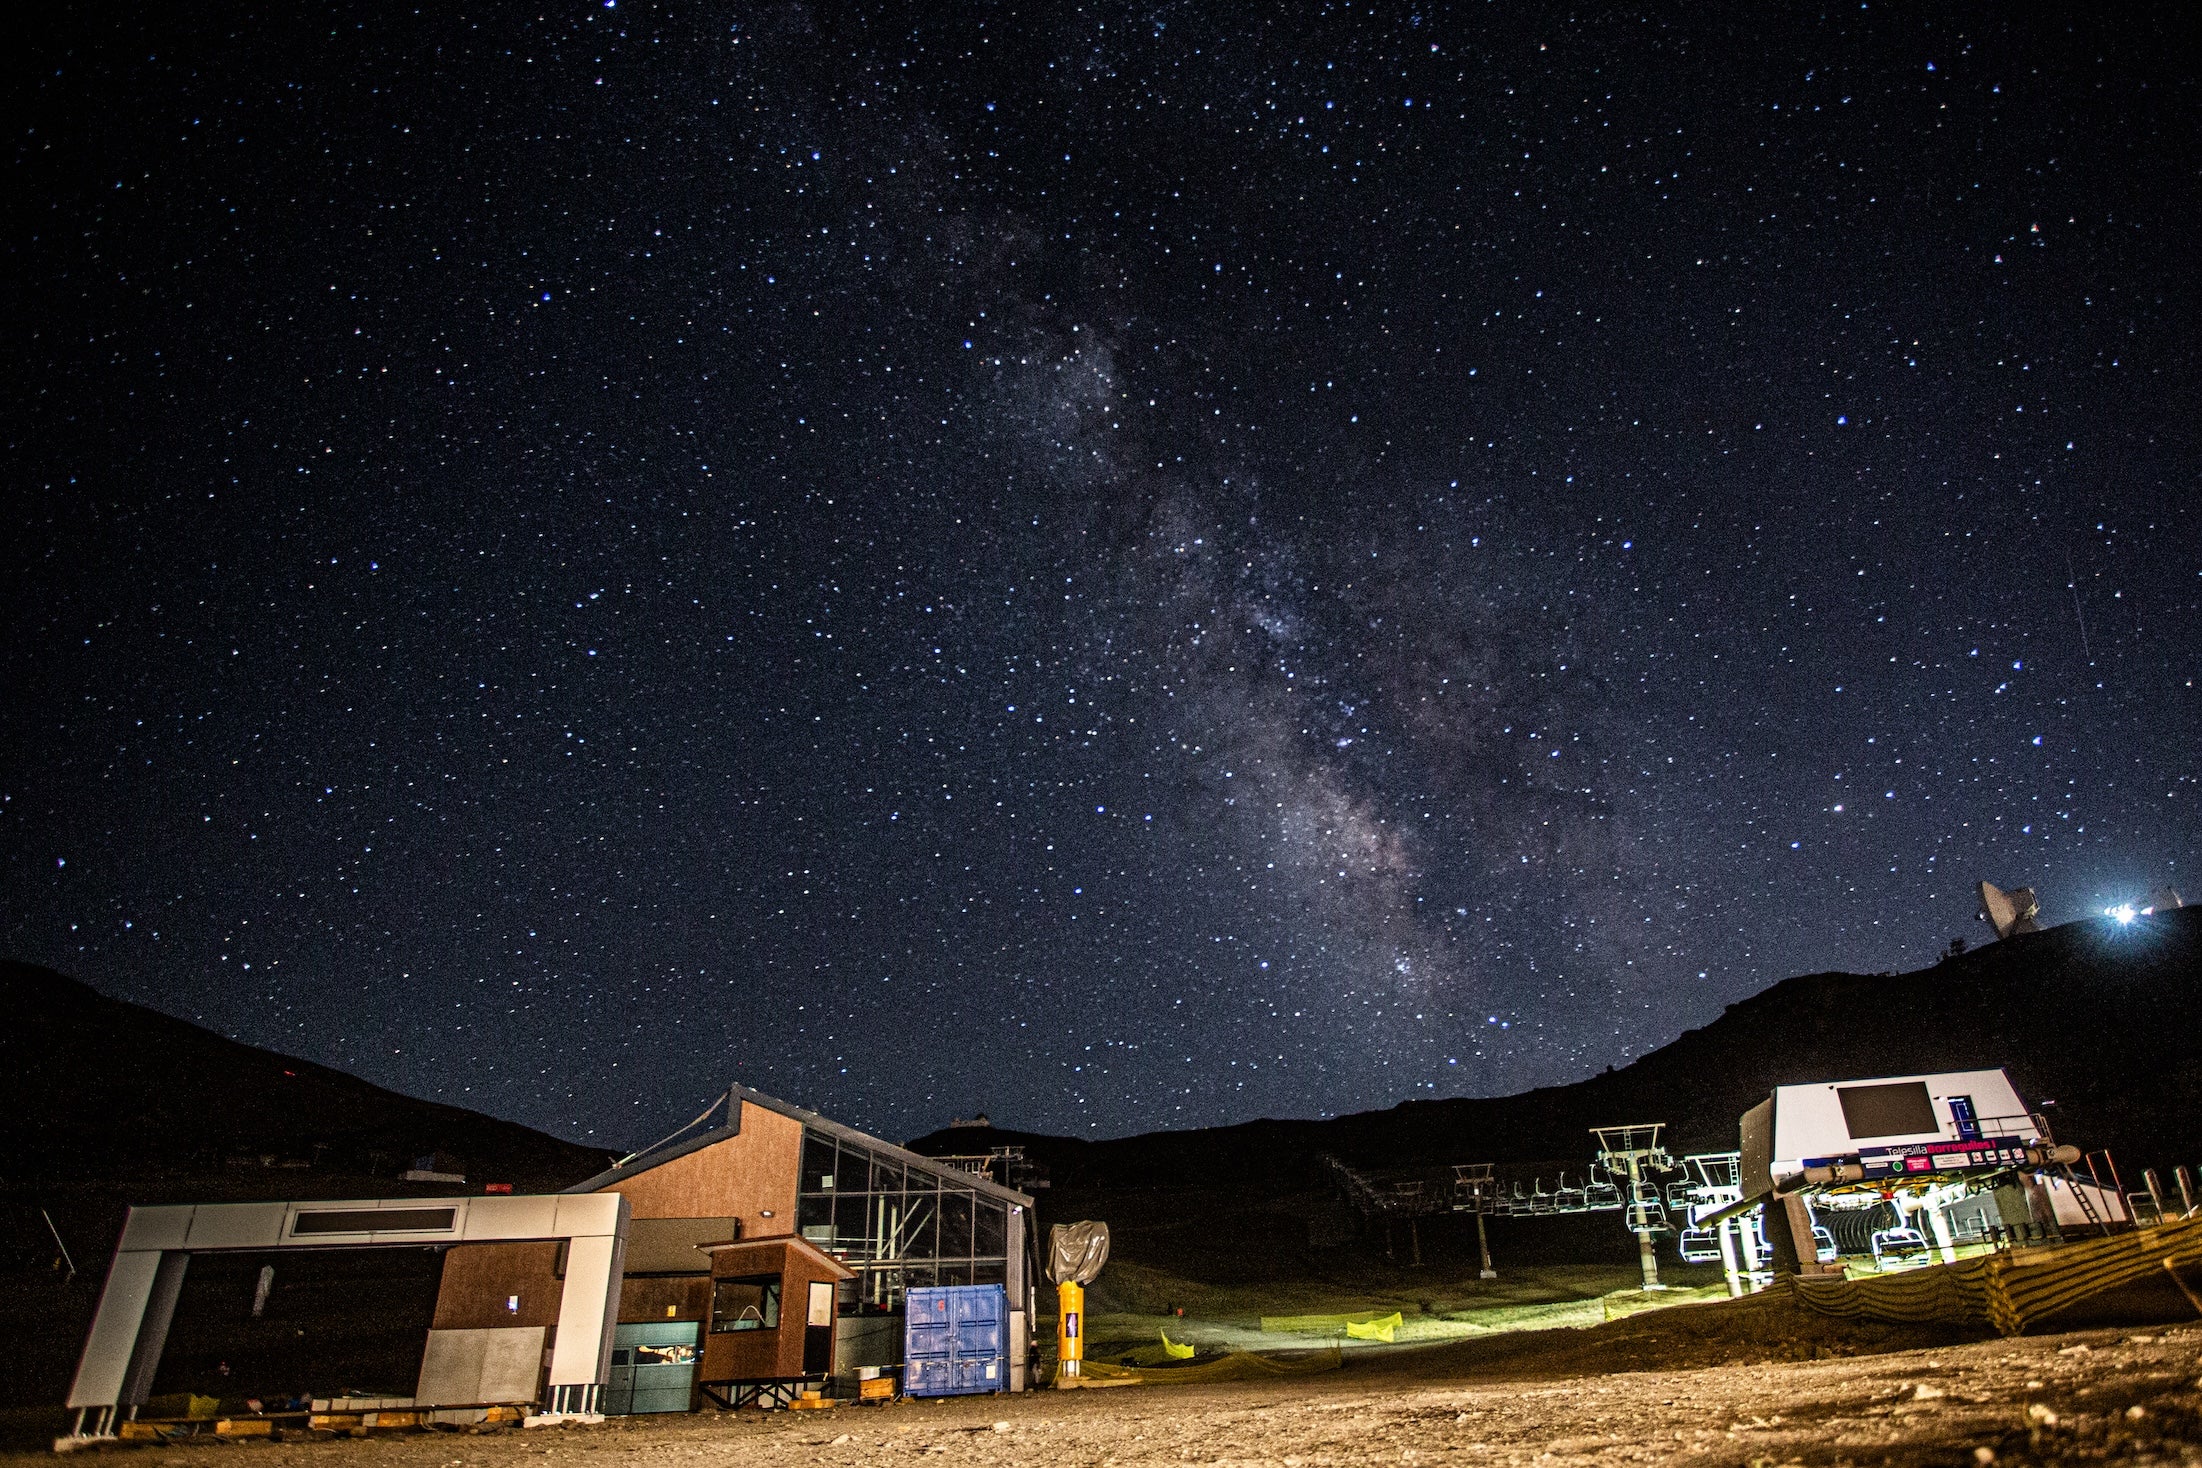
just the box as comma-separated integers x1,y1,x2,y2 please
1591,1124,1676,1289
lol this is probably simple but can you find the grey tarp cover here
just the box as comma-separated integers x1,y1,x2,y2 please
1047,1221,1110,1285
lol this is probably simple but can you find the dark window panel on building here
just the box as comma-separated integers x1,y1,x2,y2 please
974,1199,1007,1259
710,1276,780,1334
833,1191,869,1249
939,1189,974,1261
800,1134,837,1194
837,1142,874,1196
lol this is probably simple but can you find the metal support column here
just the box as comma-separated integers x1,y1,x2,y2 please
120,1252,189,1415
1715,1217,1743,1298
1925,1198,1958,1264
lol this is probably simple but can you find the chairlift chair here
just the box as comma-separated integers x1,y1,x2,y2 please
1676,1227,1721,1263
1625,1179,1670,1230
1583,1161,1624,1210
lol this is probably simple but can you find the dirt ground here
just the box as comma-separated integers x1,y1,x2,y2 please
22,1303,2202,1468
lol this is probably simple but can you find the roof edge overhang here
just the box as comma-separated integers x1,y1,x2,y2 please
566,1084,1033,1208
701,1233,858,1281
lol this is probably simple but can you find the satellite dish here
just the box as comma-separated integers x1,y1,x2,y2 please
1977,880,2042,940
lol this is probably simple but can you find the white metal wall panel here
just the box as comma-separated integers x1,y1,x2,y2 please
2044,1175,2130,1226
65,1249,165,1409
416,1329,487,1406
1769,1069,2031,1172
461,1196,559,1242
116,1207,192,1253
546,1232,620,1386
552,1193,626,1240
479,1326,548,1403
416,1326,545,1406
184,1203,289,1250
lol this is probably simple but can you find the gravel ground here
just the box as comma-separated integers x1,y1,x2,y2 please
25,1319,2201,1468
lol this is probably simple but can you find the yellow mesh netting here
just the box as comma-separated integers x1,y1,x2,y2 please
1258,1309,1399,1333
1789,1214,2202,1334
1344,1312,1404,1342
1074,1346,1345,1385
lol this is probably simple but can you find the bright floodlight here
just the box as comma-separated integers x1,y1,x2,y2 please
2106,904,2137,925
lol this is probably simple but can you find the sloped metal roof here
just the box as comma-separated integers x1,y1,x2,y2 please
564,1084,1032,1207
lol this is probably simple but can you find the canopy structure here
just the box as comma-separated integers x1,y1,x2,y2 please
62,1193,629,1444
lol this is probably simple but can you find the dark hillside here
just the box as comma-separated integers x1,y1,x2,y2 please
0,961,606,1191
910,909,2202,1284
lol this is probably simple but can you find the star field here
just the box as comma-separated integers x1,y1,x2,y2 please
4,1,2197,1145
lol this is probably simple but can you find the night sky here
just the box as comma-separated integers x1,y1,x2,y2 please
6,2,2197,1148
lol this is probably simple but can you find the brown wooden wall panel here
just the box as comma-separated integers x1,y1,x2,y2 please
432,1241,563,1330
617,1274,710,1324
705,1322,784,1382
593,1101,801,1234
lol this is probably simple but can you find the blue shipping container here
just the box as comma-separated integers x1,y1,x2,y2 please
903,1284,1008,1398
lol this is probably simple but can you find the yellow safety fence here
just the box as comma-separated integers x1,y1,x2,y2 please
1790,1214,2202,1335
1076,1346,1345,1386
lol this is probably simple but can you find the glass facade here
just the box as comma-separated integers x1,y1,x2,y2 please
795,1128,1011,1312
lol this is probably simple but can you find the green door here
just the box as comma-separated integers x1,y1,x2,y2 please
604,1322,700,1414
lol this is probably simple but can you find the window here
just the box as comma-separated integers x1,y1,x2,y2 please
836,1142,873,1195
710,1276,781,1333
939,1188,974,1258
834,1191,869,1244
291,1208,455,1235
800,1134,838,1194
795,1126,1017,1313
896,1186,939,1258
974,1199,1007,1257
1837,1081,1939,1140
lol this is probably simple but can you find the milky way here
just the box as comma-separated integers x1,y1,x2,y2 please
5,2,2196,1145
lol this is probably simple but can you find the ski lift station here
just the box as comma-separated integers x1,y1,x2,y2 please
1450,1064,2181,1300
1712,1067,2138,1288
62,1086,1038,1444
